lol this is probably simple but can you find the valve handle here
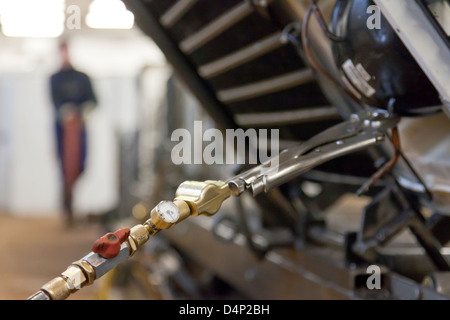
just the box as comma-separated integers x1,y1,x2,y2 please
91,228,130,259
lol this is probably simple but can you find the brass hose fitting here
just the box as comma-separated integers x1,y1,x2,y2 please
175,180,231,216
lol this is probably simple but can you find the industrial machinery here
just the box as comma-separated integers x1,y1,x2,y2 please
28,0,450,300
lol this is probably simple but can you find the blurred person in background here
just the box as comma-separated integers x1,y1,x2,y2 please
50,40,97,227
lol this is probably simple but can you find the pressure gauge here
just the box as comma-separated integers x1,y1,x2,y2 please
150,201,181,229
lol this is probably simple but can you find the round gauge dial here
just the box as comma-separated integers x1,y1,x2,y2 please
156,201,180,223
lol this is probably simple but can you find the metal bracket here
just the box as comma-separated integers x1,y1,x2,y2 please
353,182,450,271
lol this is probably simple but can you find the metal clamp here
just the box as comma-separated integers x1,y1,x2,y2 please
227,109,400,197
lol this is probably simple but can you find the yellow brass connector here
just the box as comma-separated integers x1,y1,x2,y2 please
174,180,231,216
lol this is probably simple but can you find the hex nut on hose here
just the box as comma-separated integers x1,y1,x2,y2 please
126,236,138,257
61,265,87,291
41,277,71,300
71,260,96,286
130,224,150,248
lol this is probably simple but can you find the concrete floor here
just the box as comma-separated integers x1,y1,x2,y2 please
0,213,104,300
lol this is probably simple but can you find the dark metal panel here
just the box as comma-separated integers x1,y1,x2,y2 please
124,0,237,131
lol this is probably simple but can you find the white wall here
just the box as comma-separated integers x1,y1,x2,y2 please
1,71,60,215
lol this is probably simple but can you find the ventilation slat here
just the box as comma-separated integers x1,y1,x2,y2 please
198,32,287,79
179,1,254,54
160,0,198,27
217,69,314,103
235,106,340,127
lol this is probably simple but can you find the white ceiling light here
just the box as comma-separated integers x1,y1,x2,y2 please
86,0,134,29
0,0,65,38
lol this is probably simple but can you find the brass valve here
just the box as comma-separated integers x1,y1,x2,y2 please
28,180,230,300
